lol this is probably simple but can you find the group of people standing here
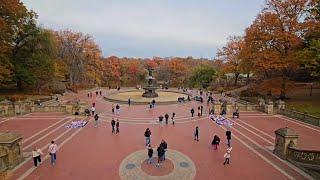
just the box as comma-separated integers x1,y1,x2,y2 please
192,125,232,165
87,90,102,98
112,104,121,115
190,105,204,117
144,128,168,167
158,112,175,125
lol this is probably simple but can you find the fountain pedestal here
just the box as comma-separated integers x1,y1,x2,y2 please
142,68,158,98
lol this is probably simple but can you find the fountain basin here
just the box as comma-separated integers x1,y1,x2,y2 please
104,90,190,104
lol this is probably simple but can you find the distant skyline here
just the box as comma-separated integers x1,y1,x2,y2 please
22,0,264,58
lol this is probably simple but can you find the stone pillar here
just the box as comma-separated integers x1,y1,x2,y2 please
226,102,233,117
265,101,274,114
213,101,221,115
14,102,21,115
0,146,8,180
79,105,87,115
30,106,35,113
4,106,9,116
65,105,73,114
44,107,49,112
274,127,299,159
258,98,265,112
0,132,23,169
276,100,285,111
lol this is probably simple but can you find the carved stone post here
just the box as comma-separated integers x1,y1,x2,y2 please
276,100,285,111
0,132,23,169
226,102,233,117
213,101,221,115
65,105,73,114
265,101,274,114
274,127,299,159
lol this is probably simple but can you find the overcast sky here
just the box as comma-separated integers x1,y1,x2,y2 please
22,0,264,58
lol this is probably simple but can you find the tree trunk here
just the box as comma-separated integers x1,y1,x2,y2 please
17,79,22,91
234,73,240,86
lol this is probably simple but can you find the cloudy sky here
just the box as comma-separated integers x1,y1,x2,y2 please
22,0,264,58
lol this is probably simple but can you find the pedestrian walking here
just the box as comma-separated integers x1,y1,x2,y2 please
158,115,164,124
160,140,167,161
144,128,151,145
165,113,169,124
32,147,43,167
156,144,164,167
147,144,153,164
99,90,102,96
194,126,199,141
115,104,120,115
96,91,98,96
112,104,115,114
91,106,95,116
87,92,90,98
116,119,120,134
128,98,131,106
197,106,201,117
226,130,232,147
200,105,203,116
171,112,176,125
152,99,156,108
48,141,58,166
111,118,115,133
94,114,99,127
211,135,220,150
191,108,195,117
223,147,232,165
172,112,176,119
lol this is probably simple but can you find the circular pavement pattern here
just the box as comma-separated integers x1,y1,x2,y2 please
119,149,196,180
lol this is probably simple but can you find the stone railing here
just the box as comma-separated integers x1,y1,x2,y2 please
0,103,88,117
279,108,320,127
274,127,320,179
287,147,320,166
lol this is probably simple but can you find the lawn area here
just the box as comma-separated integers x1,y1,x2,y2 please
285,86,320,117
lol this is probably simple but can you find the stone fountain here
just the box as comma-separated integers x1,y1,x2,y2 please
142,68,159,98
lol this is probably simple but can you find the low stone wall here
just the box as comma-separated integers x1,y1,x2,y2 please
279,109,320,127
0,103,88,117
287,147,320,166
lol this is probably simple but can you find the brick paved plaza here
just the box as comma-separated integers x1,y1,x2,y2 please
1,89,319,180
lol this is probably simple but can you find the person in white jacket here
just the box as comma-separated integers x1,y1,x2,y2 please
32,147,43,167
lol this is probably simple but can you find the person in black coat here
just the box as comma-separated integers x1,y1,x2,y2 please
111,118,115,133
211,135,220,150
194,126,199,141
157,145,164,167
116,119,120,134
147,144,153,164
165,113,169,124
226,130,232,147
191,108,195,117
160,140,168,161
144,128,151,145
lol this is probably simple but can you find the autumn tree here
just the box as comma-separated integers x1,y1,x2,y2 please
244,0,313,98
55,30,102,89
217,36,244,86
